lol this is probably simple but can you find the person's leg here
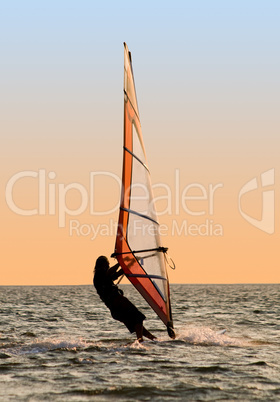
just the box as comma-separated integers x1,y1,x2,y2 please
143,326,157,340
135,323,143,342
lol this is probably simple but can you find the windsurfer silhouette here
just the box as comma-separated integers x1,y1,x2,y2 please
93,256,156,342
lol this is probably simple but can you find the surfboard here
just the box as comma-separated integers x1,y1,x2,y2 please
216,329,227,335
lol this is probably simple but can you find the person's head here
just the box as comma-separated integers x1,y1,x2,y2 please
94,256,110,272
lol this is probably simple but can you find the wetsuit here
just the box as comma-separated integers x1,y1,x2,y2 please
94,266,146,333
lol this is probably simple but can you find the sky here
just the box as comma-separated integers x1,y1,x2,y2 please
1,1,279,285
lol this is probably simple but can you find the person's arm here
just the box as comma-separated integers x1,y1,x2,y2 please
107,262,124,280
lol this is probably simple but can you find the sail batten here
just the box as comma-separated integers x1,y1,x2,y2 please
123,90,140,121
120,207,159,225
126,274,167,281
124,147,149,172
113,43,175,338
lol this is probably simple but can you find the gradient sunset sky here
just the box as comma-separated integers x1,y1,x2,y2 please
1,1,279,285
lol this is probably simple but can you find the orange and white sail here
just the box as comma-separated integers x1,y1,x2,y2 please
112,43,175,338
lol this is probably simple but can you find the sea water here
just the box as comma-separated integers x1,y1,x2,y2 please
0,284,279,401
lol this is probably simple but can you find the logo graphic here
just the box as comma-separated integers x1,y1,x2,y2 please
238,169,274,234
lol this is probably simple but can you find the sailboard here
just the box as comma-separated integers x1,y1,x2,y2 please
112,43,175,339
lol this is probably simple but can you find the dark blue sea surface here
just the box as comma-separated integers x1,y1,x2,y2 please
0,284,279,401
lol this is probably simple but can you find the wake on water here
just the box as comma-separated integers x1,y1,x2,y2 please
2,337,88,357
1,325,254,357
127,325,251,350
175,325,249,347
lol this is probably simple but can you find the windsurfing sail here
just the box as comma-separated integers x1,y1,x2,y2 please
112,43,175,339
